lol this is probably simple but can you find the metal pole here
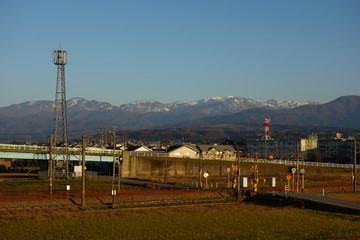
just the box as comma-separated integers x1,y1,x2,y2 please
255,153,258,192
117,140,122,192
301,153,305,192
237,152,240,199
112,127,116,205
296,143,299,192
296,159,299,192
292,172,295,191
49,135,53,195
354,138,357,193
81,136,86,208
164,149,167,184
199,156,202,188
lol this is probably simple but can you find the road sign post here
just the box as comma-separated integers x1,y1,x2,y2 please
300,168,305,192
204,172,209,188
291,168,296,191
285,174,292,187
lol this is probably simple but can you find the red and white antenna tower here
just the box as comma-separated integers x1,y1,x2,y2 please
262,114,271,140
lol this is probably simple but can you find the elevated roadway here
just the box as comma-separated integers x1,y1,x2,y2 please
0,144,121,162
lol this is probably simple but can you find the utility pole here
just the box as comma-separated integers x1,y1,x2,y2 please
296,142,299,193
301,153,305,192
111,127,117,205
105,128,108,147
354,138,357,193
49,135,53,195
199,155,202,188
81,136,86,208
164,148,168,184
117,137,123,191
100,128,104,147
237,151,241,200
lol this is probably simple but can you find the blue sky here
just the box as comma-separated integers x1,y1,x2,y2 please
1,0,359,107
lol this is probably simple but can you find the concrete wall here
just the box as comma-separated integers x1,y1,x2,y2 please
121,151,236,178
120,152,352,179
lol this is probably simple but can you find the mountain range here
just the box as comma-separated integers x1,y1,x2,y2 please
0,95,359,142
187,96,360,129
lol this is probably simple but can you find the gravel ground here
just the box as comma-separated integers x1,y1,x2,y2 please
0,189,238,221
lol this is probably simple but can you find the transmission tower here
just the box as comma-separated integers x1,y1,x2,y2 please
52,49,69,178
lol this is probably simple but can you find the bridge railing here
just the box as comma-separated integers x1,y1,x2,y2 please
0,144,49,151
240,158,354,168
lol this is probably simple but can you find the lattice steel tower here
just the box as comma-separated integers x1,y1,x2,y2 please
52,49,69,178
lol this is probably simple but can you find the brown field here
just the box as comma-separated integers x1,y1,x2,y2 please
1,176,360,240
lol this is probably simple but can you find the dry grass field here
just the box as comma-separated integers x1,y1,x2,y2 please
1,176,360,239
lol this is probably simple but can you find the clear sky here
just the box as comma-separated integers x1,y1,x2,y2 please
1,0,359,107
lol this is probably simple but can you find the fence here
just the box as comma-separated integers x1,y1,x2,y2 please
130,152,167,158
38,171,98,180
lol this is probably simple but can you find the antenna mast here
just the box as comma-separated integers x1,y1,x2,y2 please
262,114,271,141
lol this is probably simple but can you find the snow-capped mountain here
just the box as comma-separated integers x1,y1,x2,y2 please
266,99,320,109
0,96,320,118
67,97,114,111
118,96,320,114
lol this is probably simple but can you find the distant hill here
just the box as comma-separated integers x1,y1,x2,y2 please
0,95,358,142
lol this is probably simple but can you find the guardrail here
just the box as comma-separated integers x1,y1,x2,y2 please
236,159,355,168
129,151,356,168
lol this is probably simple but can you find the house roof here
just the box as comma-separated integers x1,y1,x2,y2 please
126,145,152,152
167,144,199,153
197,144,236,153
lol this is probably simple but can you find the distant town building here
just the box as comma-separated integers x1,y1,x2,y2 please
197,144,237,160
167,145,199,158
317,133,359,163
246,134,318,161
